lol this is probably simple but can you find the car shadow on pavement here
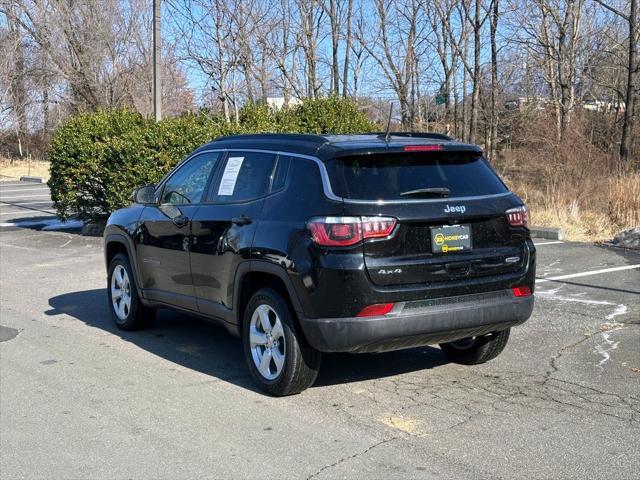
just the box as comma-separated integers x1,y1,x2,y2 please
46,288,450,392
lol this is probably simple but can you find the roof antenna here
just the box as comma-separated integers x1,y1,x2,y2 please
384,102,393,143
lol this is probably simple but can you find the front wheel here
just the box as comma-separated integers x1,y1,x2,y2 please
243,288,321,396
107,253,155,330
439,328,511,365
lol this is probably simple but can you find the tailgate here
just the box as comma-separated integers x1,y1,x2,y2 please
344,197,528,287
328,149,529,287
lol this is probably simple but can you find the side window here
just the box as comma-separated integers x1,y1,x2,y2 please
160,152,220,204
269,155,291,193
213,151,277,203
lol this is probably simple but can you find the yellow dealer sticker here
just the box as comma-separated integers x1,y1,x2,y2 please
430,224,472,254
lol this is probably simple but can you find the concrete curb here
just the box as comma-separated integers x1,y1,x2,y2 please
19,176,44,184
530,226,565,240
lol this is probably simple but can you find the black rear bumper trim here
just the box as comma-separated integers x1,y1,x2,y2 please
300,290,534,353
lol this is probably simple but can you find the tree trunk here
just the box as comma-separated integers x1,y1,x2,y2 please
214,4,230,122
7,4,27,158
489,0,499,159
342,0,353,97
260,44,269,101
469,0,481,143
620,0,638,161
43,87,50,136
243,61,255,104
329,0,339,96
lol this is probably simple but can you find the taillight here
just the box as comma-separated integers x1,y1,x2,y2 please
403,145,444,152
506,205,528,227
361,217,396,238
512,285,532,297
307,216,397,246
356,303,395,317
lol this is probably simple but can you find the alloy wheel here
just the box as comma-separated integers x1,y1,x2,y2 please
249,304,286,380
111,265,132,321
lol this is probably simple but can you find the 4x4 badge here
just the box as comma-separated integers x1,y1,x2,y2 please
378,268,402,275
444,204,466,214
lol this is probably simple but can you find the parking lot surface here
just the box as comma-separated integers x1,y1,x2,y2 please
0,181,54,222
1,182,639,478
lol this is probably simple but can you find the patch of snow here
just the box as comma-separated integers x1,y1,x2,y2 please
612,227,640,249
0,218,84,230
594,323,624,367
537,287,629,367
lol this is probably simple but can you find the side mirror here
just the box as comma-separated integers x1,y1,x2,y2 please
132,185,156,204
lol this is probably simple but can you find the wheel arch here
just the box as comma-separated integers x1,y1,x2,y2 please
104,233,143,293
233,261,306,338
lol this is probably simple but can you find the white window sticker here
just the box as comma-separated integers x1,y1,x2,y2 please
217,156,244,196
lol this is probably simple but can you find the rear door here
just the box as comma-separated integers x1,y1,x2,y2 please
327,151,528,287
190,150,279,318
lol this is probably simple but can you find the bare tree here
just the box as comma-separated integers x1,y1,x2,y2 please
166,0,237,120
342,0,354,97
513,0,585,140
358,0,419,128
592,0,638,161
296,0,324,99
5,1,27,158
323,0,340,95
489,0,500,157
427,0,457,119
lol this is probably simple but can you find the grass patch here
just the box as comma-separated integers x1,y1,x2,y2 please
495,147,639,242
0,157,51,181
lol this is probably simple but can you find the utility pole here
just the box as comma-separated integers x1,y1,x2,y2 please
153,0,162,121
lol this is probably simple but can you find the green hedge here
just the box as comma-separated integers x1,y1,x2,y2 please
48,98,376,221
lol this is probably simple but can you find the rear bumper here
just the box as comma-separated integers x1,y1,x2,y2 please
300,290,534,353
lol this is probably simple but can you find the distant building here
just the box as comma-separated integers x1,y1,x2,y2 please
582,100,624,113
266,97,303,110
504,97,549,111
505,96,625,113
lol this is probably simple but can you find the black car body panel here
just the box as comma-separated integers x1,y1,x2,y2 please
105,133,536,353
301,291,534,353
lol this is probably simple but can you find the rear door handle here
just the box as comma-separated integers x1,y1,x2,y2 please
231,216,252,226
172,214,189,228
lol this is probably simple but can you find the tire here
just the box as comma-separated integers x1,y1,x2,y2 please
107,253,155,331
439,328,511,365
242,288,321,396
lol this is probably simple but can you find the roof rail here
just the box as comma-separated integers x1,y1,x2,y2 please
212,133,329,144
378,131,453,141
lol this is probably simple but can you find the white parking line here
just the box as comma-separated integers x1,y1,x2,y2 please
534,241,564,246
0,201,53,206
0,194,52,199
0,210,56,216
537,264,640,283
0,188,50,193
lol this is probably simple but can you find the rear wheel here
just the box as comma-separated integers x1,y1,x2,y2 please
108,253,155,330
439,328,510,365
243,288,321,396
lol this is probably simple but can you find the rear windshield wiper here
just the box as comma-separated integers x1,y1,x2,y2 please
399,187,450,197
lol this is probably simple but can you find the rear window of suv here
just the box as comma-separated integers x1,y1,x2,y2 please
325,152,508,200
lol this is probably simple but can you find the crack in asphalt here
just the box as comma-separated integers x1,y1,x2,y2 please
306,436,399,480
333,365,640,437
548,333,594,374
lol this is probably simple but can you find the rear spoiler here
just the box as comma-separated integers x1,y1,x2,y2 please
328,143,483,159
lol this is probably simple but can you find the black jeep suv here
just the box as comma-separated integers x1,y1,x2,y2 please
104,133,535,395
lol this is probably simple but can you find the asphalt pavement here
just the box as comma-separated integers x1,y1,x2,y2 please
1,181,638,479
0,181,82,232
0,180,55,221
